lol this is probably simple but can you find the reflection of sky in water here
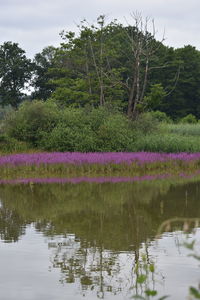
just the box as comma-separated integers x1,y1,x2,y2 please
0,178,199,300
148,230,200,299
0,224,199,300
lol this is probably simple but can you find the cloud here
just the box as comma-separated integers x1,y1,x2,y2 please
0,0,199,57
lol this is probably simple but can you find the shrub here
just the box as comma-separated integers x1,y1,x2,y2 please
86,106,112,131
4,100,60,146
39,124,97,152
148,111,172,123
179,114,197,124
39,107,136,152
0,134,30,153
39,106,99,151
133,112,159,135
59,107,89,128
97,114,135,151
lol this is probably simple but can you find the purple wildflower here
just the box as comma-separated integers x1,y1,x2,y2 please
1,152,200,167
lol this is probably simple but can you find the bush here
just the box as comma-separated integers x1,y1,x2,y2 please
39,107,98,152
179,114,197,124
40,124,97,152
133,112,159,135
148,111,172,123
4,100,60,146
39,107,136,152
0,134,30,153
6,101,197,153
97,114,135,151
86,106,112,131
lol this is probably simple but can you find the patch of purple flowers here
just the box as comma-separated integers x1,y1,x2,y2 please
2,171,200,185
1,152,200,167
0,174,170,185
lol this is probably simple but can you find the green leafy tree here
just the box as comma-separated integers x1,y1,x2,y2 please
29,15,187,118
32,46,57,100
160,45,200,119
179,113,197,124
49,16,127,108
0,42,33,107
143,84,166,111
50,15,176,117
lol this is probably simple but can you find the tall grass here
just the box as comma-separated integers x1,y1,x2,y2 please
132,123,200,153
163,123,200,136
134,133,200,152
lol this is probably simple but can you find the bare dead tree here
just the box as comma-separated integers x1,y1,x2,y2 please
60,14,176,112
83,16,106,106
123,13,165,118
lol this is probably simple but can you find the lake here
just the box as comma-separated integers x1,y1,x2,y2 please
0,178,200,299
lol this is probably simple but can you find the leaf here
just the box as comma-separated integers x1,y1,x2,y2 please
142,254,147,263
149,263,155,273
190,287,200,299
136,274,147,284
188,254,200,261
145,289,157,296
158,296,170,300
183,240,195,250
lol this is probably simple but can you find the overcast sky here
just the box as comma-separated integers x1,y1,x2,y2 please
0,0,199,58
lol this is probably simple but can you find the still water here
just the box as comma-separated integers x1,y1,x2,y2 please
0,179,200,299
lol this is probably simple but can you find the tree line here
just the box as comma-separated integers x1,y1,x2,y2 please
0,14,200,119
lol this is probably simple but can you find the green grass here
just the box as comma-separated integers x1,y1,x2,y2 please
162,123,200,136
1,160,200,180
133,123,200,153
134,133,200,152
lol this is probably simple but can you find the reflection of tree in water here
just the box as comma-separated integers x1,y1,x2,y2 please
0,179,200,296
0,200,26,242
48,235,134,298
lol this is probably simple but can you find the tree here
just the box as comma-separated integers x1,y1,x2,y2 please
50,16,126,108
161,45,200,119
54,15,174,117
143,83,166,111
118,13,165,118
32,46,57,100
34,15,178,116
0,42,33,108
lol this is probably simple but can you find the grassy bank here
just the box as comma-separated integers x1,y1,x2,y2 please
134,123,200,152
1,152,200,180
1,101,200,154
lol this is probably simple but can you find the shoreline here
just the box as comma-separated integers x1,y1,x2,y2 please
1,151,200,181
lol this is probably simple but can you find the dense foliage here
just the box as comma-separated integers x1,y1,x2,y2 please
1,16,200,153
0,42,33,107
0,16,200,120
1,101,136,152
1,100,200,153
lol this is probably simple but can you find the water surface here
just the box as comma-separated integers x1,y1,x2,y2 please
0,179,200,299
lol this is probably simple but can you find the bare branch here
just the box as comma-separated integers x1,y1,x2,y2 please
165,65,181,97
149,62,170,71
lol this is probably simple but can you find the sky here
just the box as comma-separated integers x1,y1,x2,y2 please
0,0,199,58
